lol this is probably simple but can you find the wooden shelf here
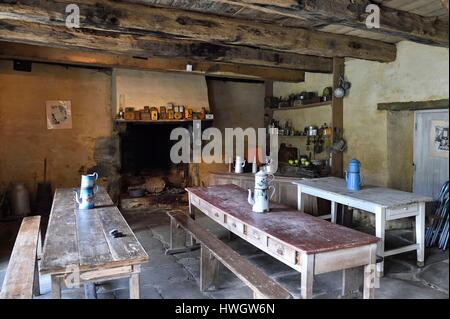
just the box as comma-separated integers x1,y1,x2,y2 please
114,119,213,125
278,135,308,138
268,101,332,112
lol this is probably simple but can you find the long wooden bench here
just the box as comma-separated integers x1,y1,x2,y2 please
167,211,291,299
0,216,41,299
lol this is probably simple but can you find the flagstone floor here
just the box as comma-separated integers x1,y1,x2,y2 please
0,209,448,299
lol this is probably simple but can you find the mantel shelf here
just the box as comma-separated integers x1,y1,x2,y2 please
267,101,332,112
114,119,213,125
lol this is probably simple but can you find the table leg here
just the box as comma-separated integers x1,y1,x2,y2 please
341,267,363,298
84,282,97,299
51,275,61,299
188,193,195,219
188,194,200,246
297,187,305,212
129,273,140,299
375,207,386,277
300,254,314,299
331,201,337,224
363,244,377,299
416,203,426,267
33,257,41,296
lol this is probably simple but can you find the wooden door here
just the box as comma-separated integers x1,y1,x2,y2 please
413,110,449,198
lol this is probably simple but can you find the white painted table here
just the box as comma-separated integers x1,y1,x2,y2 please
294,177,433,276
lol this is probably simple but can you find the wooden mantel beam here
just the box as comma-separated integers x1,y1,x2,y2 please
0,0,396,62
0,19,332,73
0,42,306,82
168,0,448,46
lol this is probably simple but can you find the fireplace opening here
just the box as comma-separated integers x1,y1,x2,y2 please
118,123,191,209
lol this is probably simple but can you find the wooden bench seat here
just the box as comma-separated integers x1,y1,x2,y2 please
167,211,291,299
0,216,41,299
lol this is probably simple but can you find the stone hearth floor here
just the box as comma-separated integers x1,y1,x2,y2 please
0,208,448,299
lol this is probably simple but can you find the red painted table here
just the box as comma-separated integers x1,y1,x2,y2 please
184,184,379,299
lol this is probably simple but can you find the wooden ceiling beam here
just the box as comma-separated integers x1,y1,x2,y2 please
125,0,448,46
216,0,449,46
0,18,331,73
0,42,306,82
0,0,396,62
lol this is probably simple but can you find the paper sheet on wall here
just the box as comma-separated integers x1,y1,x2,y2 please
46,101,72,129
430,120,449,158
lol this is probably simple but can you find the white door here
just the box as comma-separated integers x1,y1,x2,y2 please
413,110,449,198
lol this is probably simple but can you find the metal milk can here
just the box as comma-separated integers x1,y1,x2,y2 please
345,159,363,192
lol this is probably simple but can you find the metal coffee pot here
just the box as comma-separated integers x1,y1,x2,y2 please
248,170,275,213
74,186,98,210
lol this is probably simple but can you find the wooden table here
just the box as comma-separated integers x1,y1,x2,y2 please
294,177,433,276
186,185,379,299
40,188,148,299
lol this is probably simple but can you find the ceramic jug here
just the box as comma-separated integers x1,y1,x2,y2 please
74,186,98,209
80,172,99,188
234,156,246,174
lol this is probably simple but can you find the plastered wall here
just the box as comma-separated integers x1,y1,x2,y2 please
344,41,449,187
113,69,210,113
0,61,113,195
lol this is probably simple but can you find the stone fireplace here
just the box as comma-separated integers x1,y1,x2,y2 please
116,122,191,210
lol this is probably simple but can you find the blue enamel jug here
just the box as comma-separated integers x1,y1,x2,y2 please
74,186,98,209
345,159,363,192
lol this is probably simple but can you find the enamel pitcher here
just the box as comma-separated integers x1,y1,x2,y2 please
234,156,246,174
248,170,275,213
80,172,99,188
74,185,98,210
345,159,363,192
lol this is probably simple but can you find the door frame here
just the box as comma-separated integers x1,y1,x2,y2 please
413,109,449,195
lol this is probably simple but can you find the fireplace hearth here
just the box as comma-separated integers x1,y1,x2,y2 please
117,122,191,210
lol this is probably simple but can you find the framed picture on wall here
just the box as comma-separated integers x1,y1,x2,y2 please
430,120,449,158
46,100,72,130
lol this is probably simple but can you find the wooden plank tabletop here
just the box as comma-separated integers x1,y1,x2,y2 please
294,177,433,208
40,188,148,275
186,185,379,255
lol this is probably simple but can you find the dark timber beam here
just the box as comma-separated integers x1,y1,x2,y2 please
0,0,397,62
198,0,449,46
378,99,449,111
0,42,305,82
0,19,332,73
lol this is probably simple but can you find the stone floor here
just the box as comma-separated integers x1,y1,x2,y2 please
0,208,448,299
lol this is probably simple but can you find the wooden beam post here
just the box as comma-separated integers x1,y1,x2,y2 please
331,57,345,178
